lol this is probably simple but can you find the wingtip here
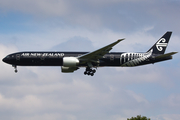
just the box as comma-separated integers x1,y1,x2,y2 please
117,38,125,42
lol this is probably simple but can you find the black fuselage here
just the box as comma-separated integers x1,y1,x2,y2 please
2,51,172,67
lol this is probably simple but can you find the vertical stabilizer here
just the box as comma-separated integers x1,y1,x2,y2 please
147,32,172,54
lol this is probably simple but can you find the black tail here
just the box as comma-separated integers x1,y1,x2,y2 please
147,31,172,54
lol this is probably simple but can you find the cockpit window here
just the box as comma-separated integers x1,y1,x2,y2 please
5,56,10,58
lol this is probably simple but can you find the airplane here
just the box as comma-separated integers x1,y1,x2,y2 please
2,31,177,76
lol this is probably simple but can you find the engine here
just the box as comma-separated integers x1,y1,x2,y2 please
61,66,79,73
63,57,79,67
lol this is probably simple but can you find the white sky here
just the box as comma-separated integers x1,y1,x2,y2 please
0,0,180,120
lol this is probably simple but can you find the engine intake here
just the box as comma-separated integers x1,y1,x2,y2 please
63,57,79,67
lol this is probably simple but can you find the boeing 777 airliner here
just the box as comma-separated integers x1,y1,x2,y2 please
2,32,177,76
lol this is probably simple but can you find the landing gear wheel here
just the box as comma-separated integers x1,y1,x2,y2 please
87,72,91,75
12,65,18,73
84,67,96,76
90,73,94,76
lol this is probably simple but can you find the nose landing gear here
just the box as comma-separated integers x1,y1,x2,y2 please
12,65,18,73
84,67,96,76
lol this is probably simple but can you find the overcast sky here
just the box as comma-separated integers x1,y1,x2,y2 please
0,0,180,120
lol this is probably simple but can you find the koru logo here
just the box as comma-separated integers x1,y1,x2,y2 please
156,38,167,51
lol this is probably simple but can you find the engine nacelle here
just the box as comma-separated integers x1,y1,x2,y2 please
61,66,79,73
63,57,79,67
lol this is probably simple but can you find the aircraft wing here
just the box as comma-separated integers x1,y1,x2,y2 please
78,39,124,62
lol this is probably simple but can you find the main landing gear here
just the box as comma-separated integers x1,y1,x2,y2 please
84,67,96,76
12,65,18,73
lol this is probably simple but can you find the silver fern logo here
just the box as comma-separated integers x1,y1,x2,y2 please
156,38,167,51
120,49,153,67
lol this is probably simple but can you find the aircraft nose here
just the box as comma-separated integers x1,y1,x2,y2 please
2,57,7,63
2,56,10,64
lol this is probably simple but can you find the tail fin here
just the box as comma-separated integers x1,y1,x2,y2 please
147,31,172,54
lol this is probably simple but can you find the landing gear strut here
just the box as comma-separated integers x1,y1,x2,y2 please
84,67,96,76
12,65,18,73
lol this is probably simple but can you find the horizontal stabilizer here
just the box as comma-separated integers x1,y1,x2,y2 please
155,52,178,59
